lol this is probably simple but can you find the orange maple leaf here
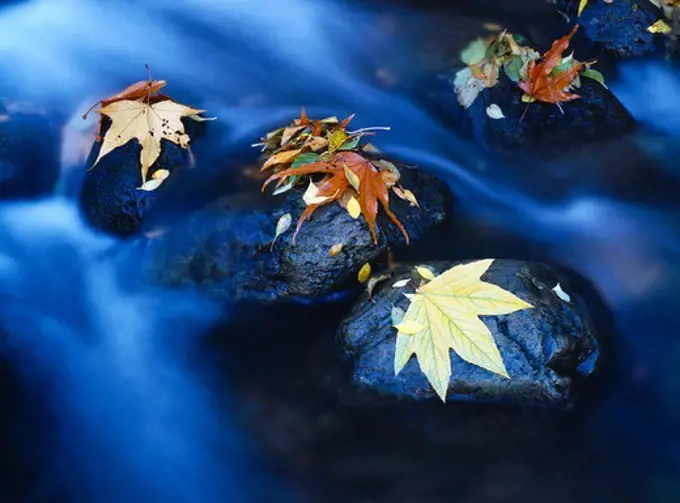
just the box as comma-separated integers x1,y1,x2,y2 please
262,152,409,245
519,25,584,104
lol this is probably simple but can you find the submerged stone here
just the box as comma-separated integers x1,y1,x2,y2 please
336,260,602,407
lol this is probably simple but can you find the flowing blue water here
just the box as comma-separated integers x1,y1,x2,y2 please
0,0,679,501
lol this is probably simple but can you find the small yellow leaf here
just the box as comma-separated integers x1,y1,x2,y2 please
402,189,419,207
344,164,361,191
329,243,344,256
137,168,170,191
394,320,424,334
328,129,348,153
347,196,361,219
415,266,436,281
521,94,537,103
647,19,672,34
578,0,588,16
261,148,302,171
280,125,305,146
358,262,371,283
307,136,329,151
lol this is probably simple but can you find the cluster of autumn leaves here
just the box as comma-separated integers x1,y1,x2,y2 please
254,109,418,244
455,25,605,112
84,25,601,403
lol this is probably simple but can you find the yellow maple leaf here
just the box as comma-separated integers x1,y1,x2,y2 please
92,99,204,186
393,259,533,402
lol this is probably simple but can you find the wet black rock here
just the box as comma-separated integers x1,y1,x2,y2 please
556,0,664,58
336,260,601,407
140,166,450,307
79,118,194,237
424,69,636,159
0,107,60,200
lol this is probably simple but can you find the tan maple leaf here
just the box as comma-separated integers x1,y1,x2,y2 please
92,99,204,186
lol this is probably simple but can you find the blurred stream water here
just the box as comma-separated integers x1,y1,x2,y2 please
0,0,679,502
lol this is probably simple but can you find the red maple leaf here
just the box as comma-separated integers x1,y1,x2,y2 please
519,25,584,104
262,152,409,245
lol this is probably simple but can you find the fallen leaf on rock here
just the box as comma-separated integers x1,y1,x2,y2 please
519,25,584,105
358,262,372,283
394,259,533,401
263,152,409,244
367,273,391,302
271,213,292,250
392,278,411,288
415,266,436,281
138,169,170,191
92,99,204,185
486,103,505,119
329,243,344,256
552,282,571,302
347,196,361,219
578,0,589,16
647,19,672,34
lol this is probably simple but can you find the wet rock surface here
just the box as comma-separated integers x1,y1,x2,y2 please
336,259,601,407
0,107,60,200
424,70,636,159
555,0,664,58
140,166,451,307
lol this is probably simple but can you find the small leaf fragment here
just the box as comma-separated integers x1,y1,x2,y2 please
347,196,361,219
271,213,292,249
358,262,372,283
394,320,425,334
367,273,391,302
262,148,302,171
344,164,361,191
580,68,606,87
303,179,331,205
138,169,170,191
328,129,348,153
329,243,344,256
552,283,571,303
647,19,672,34
486,103,505,119
415,266,436,281
391,305,406,326
460,38,488,65
578,0,588,16
291,152,320,168
392,278,411,288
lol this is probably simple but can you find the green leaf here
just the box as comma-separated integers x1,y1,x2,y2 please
580,68,606,87
503,55,523,83
338,135,361,151
460,38,488,65
291,152,320,168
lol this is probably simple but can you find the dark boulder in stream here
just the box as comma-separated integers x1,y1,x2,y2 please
138,166,450,308
0,104,60,200
425,70,636,159
554,0,665,58
335,260,601,407
79,117,201,237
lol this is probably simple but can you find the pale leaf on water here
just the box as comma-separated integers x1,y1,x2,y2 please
486,103,506,120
